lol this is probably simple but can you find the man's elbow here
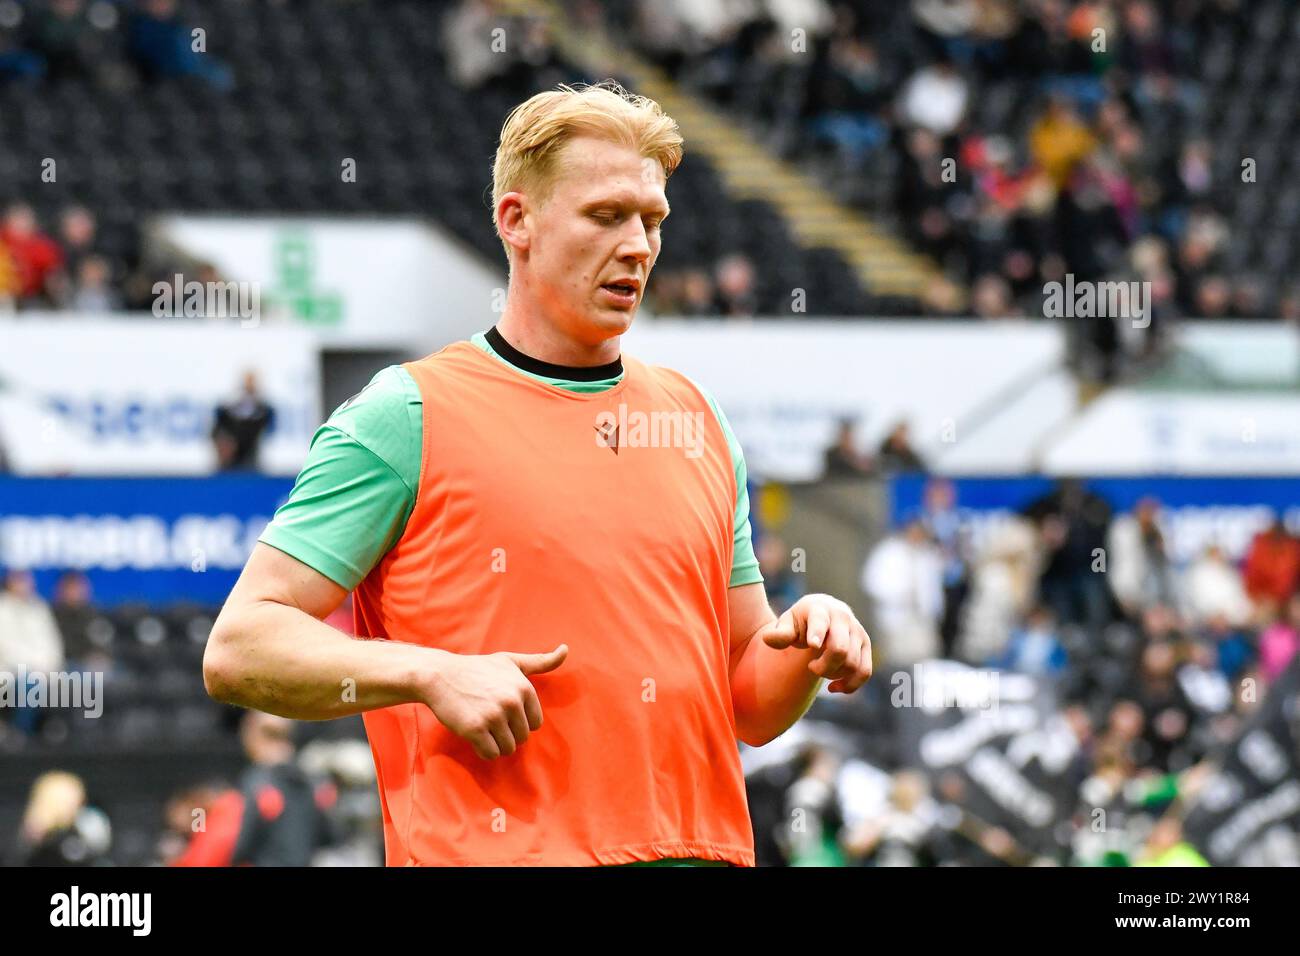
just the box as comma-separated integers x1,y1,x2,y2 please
202,621,243,705
734,712,782,749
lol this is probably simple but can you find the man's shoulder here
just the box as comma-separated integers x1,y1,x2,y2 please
629,356,716,405
319,365,423,481
328,365,421,431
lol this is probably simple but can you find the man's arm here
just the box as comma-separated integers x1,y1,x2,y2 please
203,543,567,759
727,582,873,748
203,542,442,720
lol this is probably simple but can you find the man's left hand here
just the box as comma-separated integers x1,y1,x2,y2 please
761,594,873,694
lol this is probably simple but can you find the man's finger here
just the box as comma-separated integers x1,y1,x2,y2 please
522,685,544,731
486,717,516,758
505,700,530,748
809,610,847,675
805,604,830,651
508,644,569,676
471,730,500,761
762,612,800,649
827,624,860,684
831,623,873,693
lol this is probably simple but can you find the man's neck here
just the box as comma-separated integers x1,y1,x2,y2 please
485,326,623,381
495,306,622,368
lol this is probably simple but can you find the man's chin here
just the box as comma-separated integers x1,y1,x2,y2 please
588,307,637,335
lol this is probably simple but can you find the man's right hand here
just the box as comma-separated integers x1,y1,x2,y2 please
424,645,569,759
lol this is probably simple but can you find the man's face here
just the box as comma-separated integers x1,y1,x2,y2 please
515,135,669,345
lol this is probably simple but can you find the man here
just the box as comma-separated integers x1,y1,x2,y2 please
211,370,274,472
204,81,873,867
170,713,336,867
0,569,65,738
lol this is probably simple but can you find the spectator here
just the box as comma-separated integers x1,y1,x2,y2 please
843,769,942,867
68,255,120,312
991,604,1067,676
127,0,233,90
158,782,232,865
876,420,926,474
1124,640,1196,772
897,56,968,135
778,744,846,866
173,712,337,867
1,16,43,84
0,569,65,737
442,0,510,89
1258,595,1300,685
50,205,108,301
26,0,104,84
921,478,969,657
1107,497,1177,618
714,253,758,317
1029,480,1112,636
0,203,63,303
1134,817,1208,867
679,268,717,316
1242,517,1300,606
1198,612,1253,683
1028,96,1097,191
956,512,1038,663
1181,544,1251,628
861,514,944,666
822,418,872,478
11,771,111,866
236,712,337,865
50,570,106,669
211,370,274,472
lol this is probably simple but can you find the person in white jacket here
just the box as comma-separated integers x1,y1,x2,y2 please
0,570,64,675
0,569,66,737
862,516,944,666
1181,544,1252,628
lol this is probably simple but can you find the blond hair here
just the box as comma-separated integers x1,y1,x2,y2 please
490,81,683,257
22,771,85,842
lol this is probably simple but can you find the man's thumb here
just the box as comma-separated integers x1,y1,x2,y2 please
762,614,800,649
509,644,569,676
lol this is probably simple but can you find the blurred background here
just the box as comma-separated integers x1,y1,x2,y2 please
1,0,1298,867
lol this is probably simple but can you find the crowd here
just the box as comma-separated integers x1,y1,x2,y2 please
0,0,232,89
745,475,1297,866
6,0,1285,354
0,565,377,866
0,198,248,315
0,202,122,311
5,469,1299,864
598,0,1291,380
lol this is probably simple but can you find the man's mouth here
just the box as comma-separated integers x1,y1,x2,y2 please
600,279,640,306
601,280,639,295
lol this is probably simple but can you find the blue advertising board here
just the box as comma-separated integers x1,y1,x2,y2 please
891,475,1300,565
0,476,294,606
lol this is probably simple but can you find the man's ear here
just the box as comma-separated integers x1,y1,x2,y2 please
496,192,531,255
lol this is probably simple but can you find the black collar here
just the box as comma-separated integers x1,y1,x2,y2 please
485,326,624,382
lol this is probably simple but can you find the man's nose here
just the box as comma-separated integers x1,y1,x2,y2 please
618,222,652,262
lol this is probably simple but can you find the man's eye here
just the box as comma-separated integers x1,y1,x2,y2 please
592,212,617,224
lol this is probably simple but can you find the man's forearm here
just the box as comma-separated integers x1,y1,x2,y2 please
729,630,823,747
204,600,444,720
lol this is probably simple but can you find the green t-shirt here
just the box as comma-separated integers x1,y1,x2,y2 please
259,330,762,593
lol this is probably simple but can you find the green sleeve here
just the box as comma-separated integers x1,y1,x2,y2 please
258,365,422,591
691,382,763,588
